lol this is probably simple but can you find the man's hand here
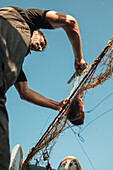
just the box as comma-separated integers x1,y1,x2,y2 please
74,61,88,76
57,98,68,111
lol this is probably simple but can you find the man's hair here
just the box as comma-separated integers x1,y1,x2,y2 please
37,29,48,50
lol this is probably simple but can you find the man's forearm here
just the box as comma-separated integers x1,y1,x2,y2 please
21,88,59,110
45,11,84,67
63,24,83,63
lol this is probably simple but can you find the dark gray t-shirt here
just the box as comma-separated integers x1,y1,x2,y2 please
12,7,53,35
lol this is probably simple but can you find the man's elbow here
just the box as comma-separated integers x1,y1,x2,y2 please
19,93,25,100
19,89,29,101
65,15,78,28
19,93,26,100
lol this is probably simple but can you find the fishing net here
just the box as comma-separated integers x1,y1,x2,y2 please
77,44,113,97
24,106,68,166
23,37,113,167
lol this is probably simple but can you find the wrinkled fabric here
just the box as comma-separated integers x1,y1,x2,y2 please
0,7,31,168
0,7,31,93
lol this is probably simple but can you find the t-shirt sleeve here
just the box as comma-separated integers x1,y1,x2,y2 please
16,68,27,82
11,7,54,34
37,9,54,29
25,9,54,31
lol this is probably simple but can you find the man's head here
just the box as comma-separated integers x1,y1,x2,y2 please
30,29,47,52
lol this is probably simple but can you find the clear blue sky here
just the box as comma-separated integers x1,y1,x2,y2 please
1,0,113,169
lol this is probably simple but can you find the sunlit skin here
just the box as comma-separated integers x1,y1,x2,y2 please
45,11,87,72
14,10,87,111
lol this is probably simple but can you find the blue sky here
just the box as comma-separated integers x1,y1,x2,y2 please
1,0,113,169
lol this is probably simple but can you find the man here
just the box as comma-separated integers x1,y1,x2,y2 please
0,6,87,169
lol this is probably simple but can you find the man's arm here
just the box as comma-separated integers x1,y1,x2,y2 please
14,81,66,111
45,11,86,71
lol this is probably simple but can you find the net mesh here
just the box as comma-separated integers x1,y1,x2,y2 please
24,37,113,167
24,107,68,166
77,39,113,98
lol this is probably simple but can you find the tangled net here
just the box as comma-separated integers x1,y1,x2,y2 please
24,37,113,167
24,104,68,166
